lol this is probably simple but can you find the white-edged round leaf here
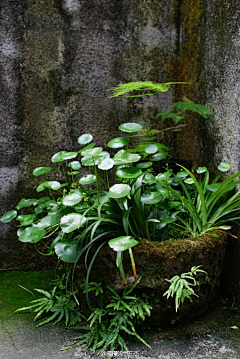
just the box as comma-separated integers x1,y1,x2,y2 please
81,147,103,157
78,133,93,145
37,181,61,192
98,158,114,170
107,137,129,149
68,161,81,170
60,213,87,233
144,144,158,154
196,167,207,174
108,236,138,252
218,162,231,172
79,174,96,185
108,184,131,199
119,122,143,133
51,151,78,163
62,192,84,206
141,191,162,204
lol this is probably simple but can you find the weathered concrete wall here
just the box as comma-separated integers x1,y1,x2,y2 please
0,0,177,267
198,1,240,173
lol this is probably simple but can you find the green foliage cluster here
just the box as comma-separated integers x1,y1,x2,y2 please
62,280,152,358
1,81,239,356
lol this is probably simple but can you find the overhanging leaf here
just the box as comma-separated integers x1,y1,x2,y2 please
116,167,142,179
81,147,103,157
19,227,46,243
98,158,114,170
79,174,96,185
108,236,138,251
0,210,17,223
119,122,143,133
62,191,84,206
32,167,52,176
141,191,162,204
60,213,87,233
16,214,35,226
16,198,38,210
68,161,81,170
218,162,231,172
78,133,93,145
36,181,61,192
51,151,78,163
107,137,129,149
108,184,131,198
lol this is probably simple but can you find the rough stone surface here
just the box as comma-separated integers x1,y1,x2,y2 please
0,0,176,264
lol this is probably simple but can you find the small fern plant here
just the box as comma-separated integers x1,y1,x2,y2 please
163,266,207,312
15,274,85,327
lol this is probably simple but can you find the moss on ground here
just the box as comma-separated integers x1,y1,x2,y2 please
0,270,55,319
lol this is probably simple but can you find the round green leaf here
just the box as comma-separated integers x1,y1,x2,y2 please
156,216,177,229
62,191,84,206
51,151,78,163
144,144,158,154
116,167,142,179
184,178,194,184
37,181,61,192
136,161,153,169
78,133,93,145
142,173,156,184
176,171,188,180
98,158,114,170
16,214,35,226
19,227,46,243
141,191,162,204
81,147,103,157
81,155,103,166
36,212,62,229
119,122,143,133
196,167,207,174
218,162,231,172
108,236,138,252
78,142,96,154
16,198,38,210
150,152,167,161
1,210,17,223
32,167,52,177
108,184,131,198
68,161,81,170
60,213,87,233
99,151,110,159
206,183,221,192
108,137,129,149
55,241,80,263
79,174,96,185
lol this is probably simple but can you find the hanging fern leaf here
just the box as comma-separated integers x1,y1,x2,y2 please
108,81,189,98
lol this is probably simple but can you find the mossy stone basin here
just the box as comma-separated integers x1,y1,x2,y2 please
77,231,226,326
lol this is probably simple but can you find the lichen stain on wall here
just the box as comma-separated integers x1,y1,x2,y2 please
166,0,204,165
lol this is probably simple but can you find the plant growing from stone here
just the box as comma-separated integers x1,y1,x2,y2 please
163,266,207,312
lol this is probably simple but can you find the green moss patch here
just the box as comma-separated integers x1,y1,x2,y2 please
0,270,55,319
